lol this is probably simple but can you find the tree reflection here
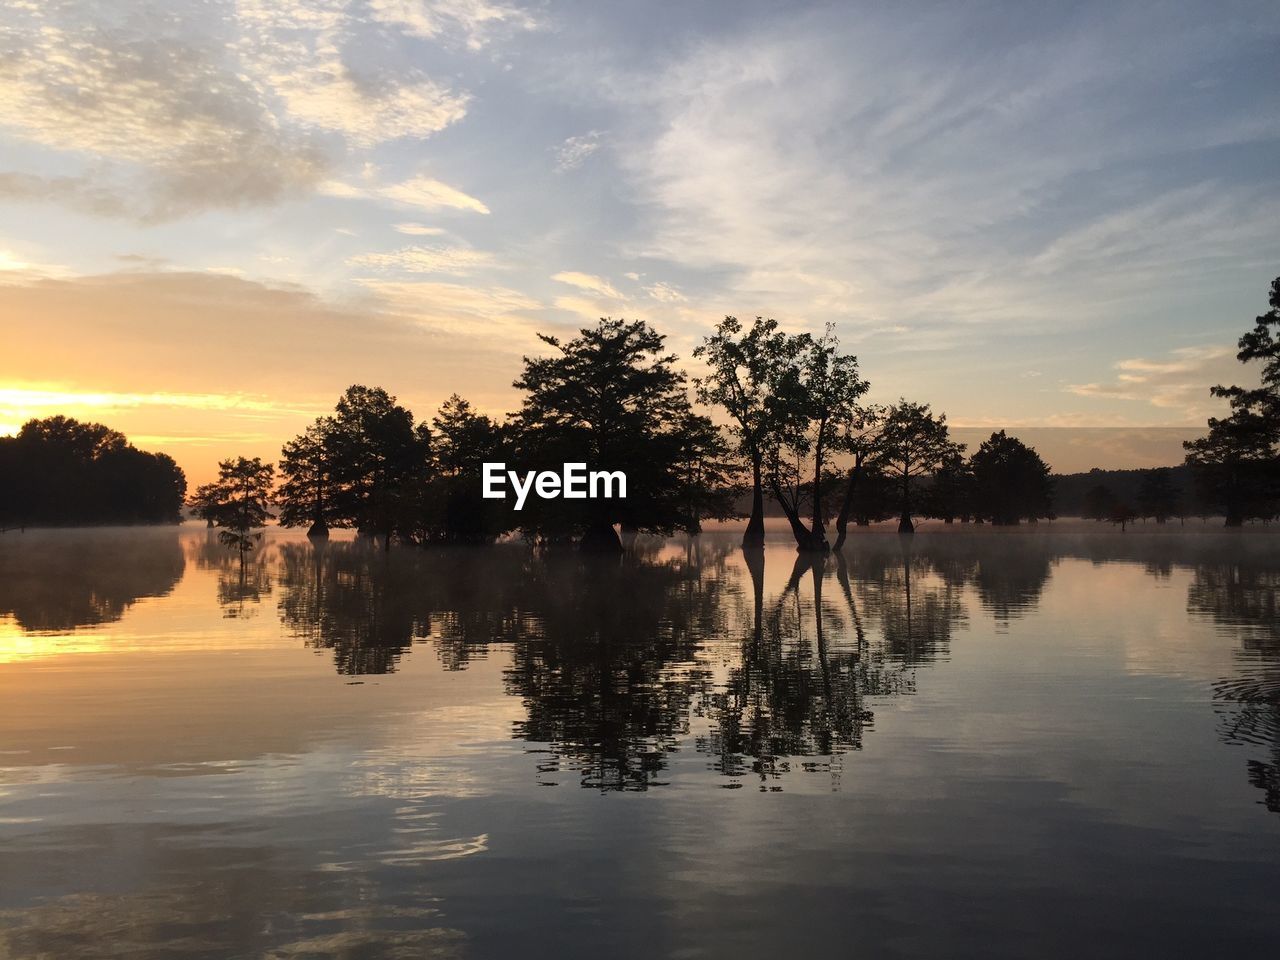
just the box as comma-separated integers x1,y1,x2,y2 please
505,542,731,791
0,529,184,631
698,541,969,790
276,540,432,674
1196,558,1280,815
189,529,273,620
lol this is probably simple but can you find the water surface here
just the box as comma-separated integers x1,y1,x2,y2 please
2,523,1279,958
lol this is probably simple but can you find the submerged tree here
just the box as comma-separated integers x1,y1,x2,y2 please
276,386,431,548
871,401,960,534
763,326,871,552
831,404,885,549
513,318,730,550
694,316,807,548
276,424,334,538
969,430,1054,525
189,457,275,560
1184,275,1280,525
423,394,510,543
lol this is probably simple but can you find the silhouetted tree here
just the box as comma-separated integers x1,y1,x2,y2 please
1136,467,1181,523
969,430,1053,524
1083,483,1117,520
831,404,885,549
323,386,431,548
695,316,807,548
513,318,726,550
1184,275,1280,525
870,401,960,533
922,446,974,524
417,394,511,543
189,457,275,560
276,424,334,538
0,417,186,528
760,325,872,551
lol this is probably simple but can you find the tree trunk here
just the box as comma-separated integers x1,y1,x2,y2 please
743,455,766,549
833,462,861,551
810,435,826,544
768,477,816,550
307,518,329,539
898,471,914,534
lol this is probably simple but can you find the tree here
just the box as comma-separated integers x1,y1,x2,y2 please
423,394,510,543
796,327,872,550
189,457,275,560
1083,484,1116,520
694,316,806,549
831,404,885,549
276,424,334,538
969,430,1054,525
1184,275,1280,525
324,386,431,548
923,447,974,524
761,325,871,552
1135,468,1181,523
0,416,186,528
513,318,714,550
871,401,960,534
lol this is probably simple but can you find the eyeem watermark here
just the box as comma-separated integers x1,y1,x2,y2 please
482,462,627,511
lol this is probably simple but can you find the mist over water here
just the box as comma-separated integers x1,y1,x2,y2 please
2,522,1279,957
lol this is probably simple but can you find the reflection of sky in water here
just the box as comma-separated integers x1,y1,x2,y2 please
1,523,1279,958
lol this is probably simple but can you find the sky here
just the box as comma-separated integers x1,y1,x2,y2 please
1,0,1278,484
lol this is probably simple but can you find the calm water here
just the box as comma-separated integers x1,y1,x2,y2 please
2,522,1279,958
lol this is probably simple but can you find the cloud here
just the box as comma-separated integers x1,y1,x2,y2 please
369,0,539,50
644,281,686,303
347,245,496,275
236,0,471,147
0,0,491,219
554,131,602,171
378,176,492,214
1065,345,1242,418
0,1,330,218
357,278,545,341
594,3,1280,346
551,271,622,298
393,223,448,236
318,174,490,214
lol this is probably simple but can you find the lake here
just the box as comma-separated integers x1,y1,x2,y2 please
2,522,1279,958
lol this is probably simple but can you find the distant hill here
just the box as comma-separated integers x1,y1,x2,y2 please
1051,465,1193,517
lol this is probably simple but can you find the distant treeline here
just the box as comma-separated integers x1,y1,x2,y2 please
1051,466,1194,520
0,417,186,528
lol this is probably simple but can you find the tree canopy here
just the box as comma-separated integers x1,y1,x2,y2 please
1184,275,1280,524
0,417,186,528
969,431,1053,525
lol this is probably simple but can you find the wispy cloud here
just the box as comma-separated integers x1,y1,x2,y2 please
369,0,540,50
554,131,603,171
1065,345,1242,419
348,245,496,275
393,223,449,236
551,271,622,298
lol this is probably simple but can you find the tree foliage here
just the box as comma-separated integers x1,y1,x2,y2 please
694,316,807,547
189,457,275,557
969,431,1053,524
1184,275,1280,524
513,318,734,549
870,401,961,533
0,417,186,528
